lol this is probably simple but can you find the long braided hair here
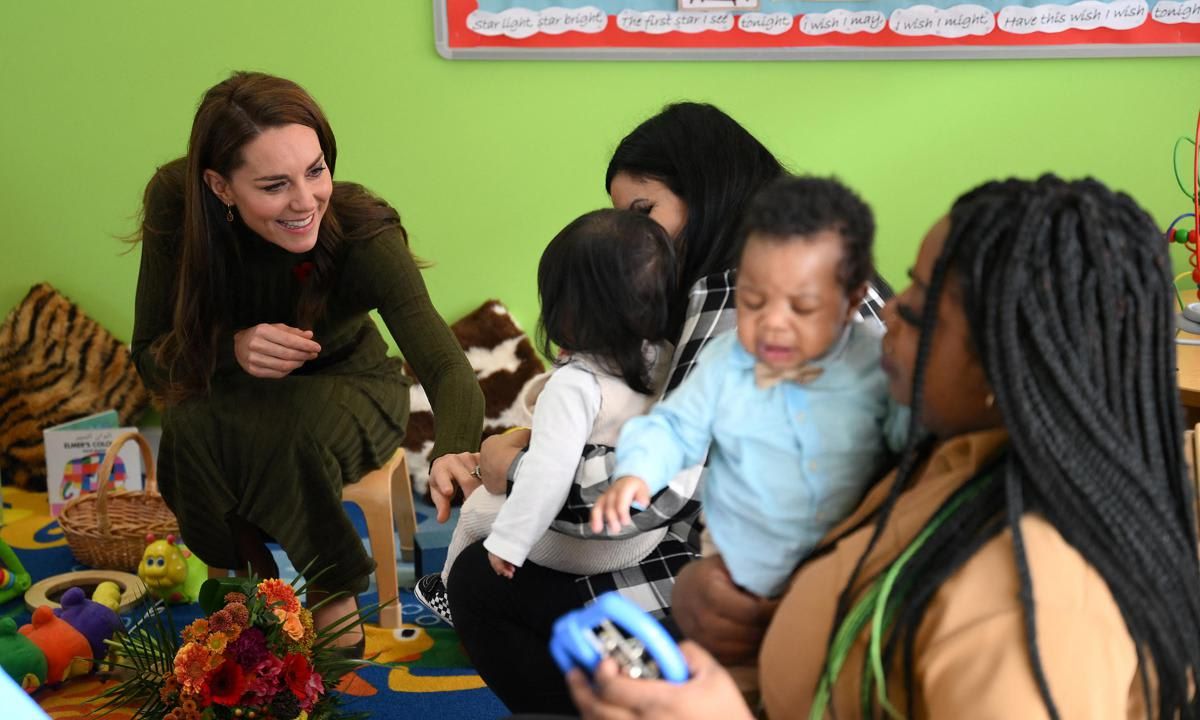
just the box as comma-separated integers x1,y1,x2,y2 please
832,175,1200,717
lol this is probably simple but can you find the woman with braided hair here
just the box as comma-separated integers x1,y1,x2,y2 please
568,175,1200,719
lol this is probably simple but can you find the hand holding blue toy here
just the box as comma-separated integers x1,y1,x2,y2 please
550,592,689,683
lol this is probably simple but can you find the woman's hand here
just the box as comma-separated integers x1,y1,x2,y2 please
428,452,481,523
478,429,530,494
591,476,651,534
672,556,779,665
567,641,754,720
488,551,516,579
233,323,321,378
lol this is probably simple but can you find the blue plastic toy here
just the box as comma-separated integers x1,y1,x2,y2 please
549,592,688,683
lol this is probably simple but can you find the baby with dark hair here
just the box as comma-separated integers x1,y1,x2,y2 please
416,209,687,625
594,176,908,599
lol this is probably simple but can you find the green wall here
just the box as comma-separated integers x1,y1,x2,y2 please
3,2,1199,350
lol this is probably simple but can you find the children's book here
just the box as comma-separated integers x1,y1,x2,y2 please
43,410,143,517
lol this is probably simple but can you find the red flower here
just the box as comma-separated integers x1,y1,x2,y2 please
282,653,314,699
206,660,249,707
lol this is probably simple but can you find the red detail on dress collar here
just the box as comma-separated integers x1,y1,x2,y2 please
292,261,316,284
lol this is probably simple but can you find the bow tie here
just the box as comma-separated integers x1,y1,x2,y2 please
754,363,823,389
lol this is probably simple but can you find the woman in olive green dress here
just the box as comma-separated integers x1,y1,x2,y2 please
131,72,484,643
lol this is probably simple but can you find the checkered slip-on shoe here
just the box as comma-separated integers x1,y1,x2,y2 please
414,573,454,627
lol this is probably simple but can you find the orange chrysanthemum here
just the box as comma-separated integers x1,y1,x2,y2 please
173,643,212,693
207,632,230,654
181,618,210,644
159,672,180,703
207,610,243,643
257,579,301,613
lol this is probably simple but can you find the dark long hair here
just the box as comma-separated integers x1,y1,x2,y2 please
833,176,1200,717
143,72,405,403
605,102,783,338
537,209,677,395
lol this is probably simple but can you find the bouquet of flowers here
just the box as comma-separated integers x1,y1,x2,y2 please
99,574,377,720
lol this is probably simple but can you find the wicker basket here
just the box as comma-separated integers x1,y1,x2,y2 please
57,431,179,572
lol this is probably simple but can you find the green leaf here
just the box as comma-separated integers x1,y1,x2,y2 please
197,577,245,614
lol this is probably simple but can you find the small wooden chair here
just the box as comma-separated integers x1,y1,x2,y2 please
342,449,416,628
208,449,417,628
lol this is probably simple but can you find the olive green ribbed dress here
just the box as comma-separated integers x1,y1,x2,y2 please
131,171,483,594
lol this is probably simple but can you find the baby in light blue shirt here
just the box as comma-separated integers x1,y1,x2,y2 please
592,176,908,598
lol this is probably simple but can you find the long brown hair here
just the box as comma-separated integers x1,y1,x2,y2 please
145,71,406,404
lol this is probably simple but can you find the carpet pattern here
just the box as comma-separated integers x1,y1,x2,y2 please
0,485,508,719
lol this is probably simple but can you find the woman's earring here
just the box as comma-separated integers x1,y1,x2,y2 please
225,205,234,223
985,392,995,408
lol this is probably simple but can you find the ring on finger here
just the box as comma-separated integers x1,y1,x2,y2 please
470,465,482,480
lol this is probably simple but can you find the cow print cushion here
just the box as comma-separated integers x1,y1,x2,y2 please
404,299,545,499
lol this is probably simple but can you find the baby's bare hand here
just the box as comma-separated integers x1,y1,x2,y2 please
591,476,650,535
488,551,515,579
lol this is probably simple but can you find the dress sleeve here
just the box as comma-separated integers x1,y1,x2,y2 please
345,230,484,459
484,365,600,567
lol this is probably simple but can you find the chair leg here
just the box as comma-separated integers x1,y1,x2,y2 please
392,455,418,564
349,490,402,629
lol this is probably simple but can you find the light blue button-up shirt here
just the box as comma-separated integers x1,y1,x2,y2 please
613,324,908,597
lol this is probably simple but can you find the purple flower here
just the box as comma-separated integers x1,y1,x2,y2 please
229,627,268,668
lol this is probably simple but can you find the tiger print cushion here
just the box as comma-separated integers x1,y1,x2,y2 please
404,299,545,499
0,283,150,490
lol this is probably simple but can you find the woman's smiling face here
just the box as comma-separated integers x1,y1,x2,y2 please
204,123,332,254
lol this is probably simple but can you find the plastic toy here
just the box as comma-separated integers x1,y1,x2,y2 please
0,538,32,605
137,533,205,604
1168,110,1200,315
91,581,122,612
549,592,689,683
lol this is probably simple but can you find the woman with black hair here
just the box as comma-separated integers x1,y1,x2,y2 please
425,103,892,713
570,175,1200,718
